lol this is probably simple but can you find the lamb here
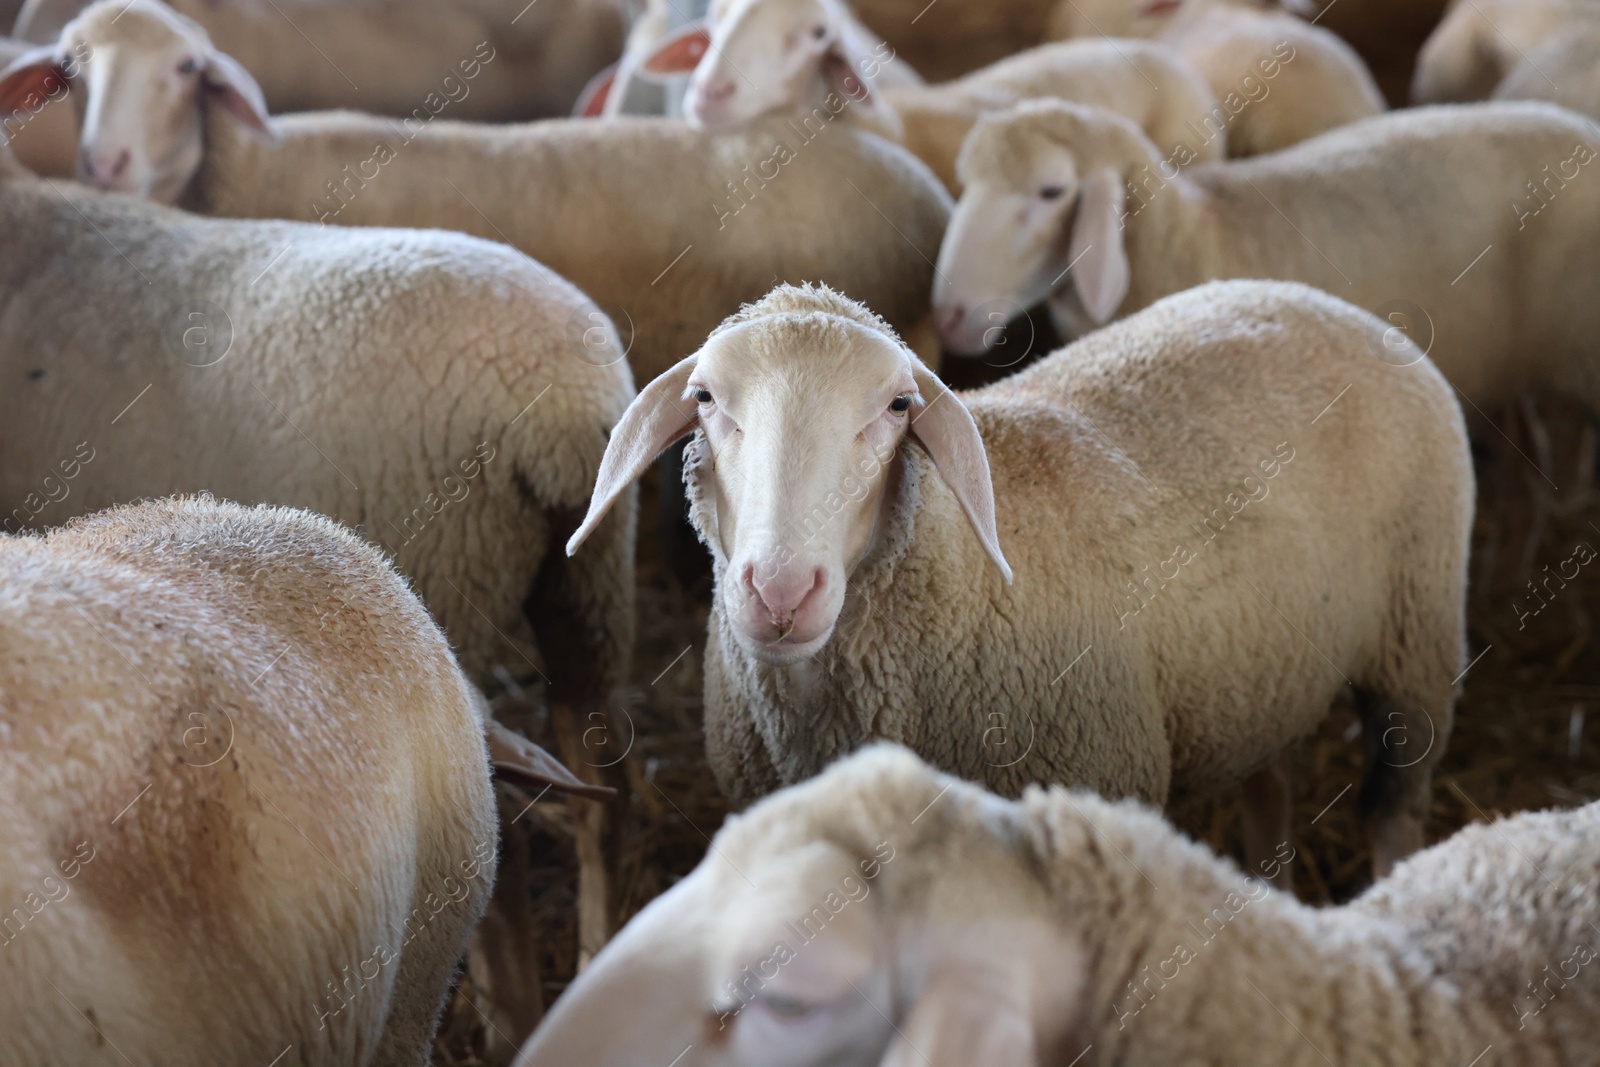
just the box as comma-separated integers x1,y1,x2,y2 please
516,744,1600,1067
564,278,1473,879
0,0,952,382
649,1,1225,195
1046,0,1385,155
1413,0,1600,117
0,141,635,1044
0,496,498,1067
934,99,1600,413
13,0,625,119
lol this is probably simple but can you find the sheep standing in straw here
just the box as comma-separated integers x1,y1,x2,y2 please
567,279,1472,879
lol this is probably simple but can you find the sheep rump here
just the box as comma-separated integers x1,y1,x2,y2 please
0,496,497,1066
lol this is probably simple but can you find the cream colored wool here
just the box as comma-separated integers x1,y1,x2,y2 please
943,99,1600,409
1046,0,1385,155
1492,27,1600,119
0,497,497,1067
0,149,637,699
519,744,1600,1067
1413,0,1599,102
887,40,1226,193
674,281,1469,874
187,110,950,382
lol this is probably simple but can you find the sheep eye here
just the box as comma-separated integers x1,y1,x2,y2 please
176,57,199,75
811,24,827,39
1039,185,1066,200
694,388,714,404
889,395,911,413
760,993,817,1018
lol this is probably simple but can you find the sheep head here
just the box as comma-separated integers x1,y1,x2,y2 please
567,283,1010,666
650,0,897,135
0,0,270,204
513,745,1087,1067
934,101,1161,353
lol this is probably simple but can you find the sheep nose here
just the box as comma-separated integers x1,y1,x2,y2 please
935,304,967,345
743,563,824,630
83,148,131,183
699,78,736,104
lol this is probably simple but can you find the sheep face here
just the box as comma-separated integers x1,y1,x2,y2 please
936,103,1138,352
684,0,840,131
516,746,1086,1067
683,315,920,661
566,285,1011,665
933,150,1083,354
31,0,268,203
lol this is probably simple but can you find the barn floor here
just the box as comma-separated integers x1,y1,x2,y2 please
432,392,1600,1065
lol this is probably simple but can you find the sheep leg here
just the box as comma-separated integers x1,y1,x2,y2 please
1239,755,1293,892
1356,690,1444,879
553,702,612,967
468,786,546,1065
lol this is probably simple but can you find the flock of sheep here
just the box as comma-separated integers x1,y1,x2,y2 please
1,0,1598,1063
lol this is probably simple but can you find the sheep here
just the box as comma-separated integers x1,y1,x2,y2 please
1046,0,1386,156
0,496,498,1067
516,744,1600,1067
0,142,635,1046
13,0,626,119
0,0,952,383
933,99,1600,413
1492,27,1600,119
564,278,1473,880
651,2,1225,195
1413,0,1600,117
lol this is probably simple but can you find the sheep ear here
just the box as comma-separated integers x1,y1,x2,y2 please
907,357,1013,583
202,50,272,138
878,966,1037,1067
0,48,68,116
485,720,615,801
1067,167,1129,326
573,62,617,117
639,23,711,76
1134,0,1183,17
567,354,699,555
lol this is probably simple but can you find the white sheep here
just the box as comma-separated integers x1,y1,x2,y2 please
13,0,625,119
1413,0,1600,118
565,279,1473,879
517,744,1600,1067
0,496,498,1067
933,99,1600,413
0,0,953,383
0,142,635,1046
651,1,1225,195
1046,0,1386,155
1492,27,1600,119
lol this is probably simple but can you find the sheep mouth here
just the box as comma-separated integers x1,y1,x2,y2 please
731,619,836,665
